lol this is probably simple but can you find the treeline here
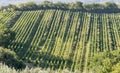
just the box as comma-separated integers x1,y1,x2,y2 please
0,1,120,13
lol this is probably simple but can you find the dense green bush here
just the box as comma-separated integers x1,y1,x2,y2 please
0,24,15,47
0,47,25,69
89,50,120,73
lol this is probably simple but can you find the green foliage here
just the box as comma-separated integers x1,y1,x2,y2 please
7,4,17,10
18,3,25,9
0,63,80,73
42,1,53,8
89,50,120,73
1,1,120,13
0,24,15,47
55,2,69,9
112,62,120,73
24,2,37,10
105,2,118,9
74,1,83,10
83,3,105,11
0,47,25,69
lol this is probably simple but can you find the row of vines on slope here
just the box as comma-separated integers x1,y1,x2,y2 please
7,10,120,72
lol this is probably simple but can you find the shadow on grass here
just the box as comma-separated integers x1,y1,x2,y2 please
26,51,73,70
9,42,74,70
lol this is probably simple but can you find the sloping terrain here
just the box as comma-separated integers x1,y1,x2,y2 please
0,11,17,25
1,10,119,72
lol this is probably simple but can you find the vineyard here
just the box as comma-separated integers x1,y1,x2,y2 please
0,11,17,25
0,10,120,72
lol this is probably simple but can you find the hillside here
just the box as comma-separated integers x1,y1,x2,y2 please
0,11,17,25
0,10,120,72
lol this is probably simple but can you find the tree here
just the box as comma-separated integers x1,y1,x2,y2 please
74,1,84,10
24,2,38,10
43,1,53,8
55,2,69,10
0,47,25,69
105,2,119,13
6,4,17,11
68,1,84,11
37,1,53,9
0,24,15,47
105,2,118,9
83,3,105,13
1,1,120,13
18,3,26,10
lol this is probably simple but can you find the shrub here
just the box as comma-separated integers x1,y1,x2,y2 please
0,47,25,69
